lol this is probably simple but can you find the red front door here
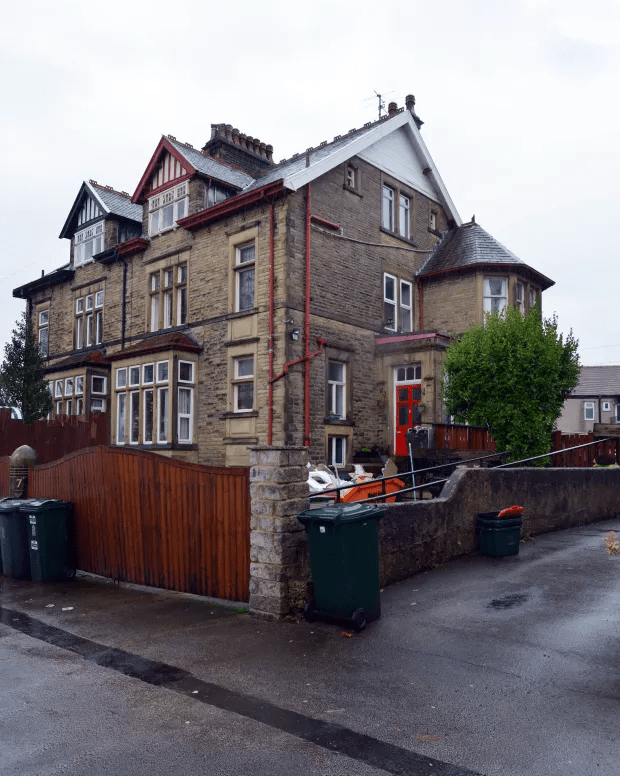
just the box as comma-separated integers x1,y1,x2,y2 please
394,384,422,456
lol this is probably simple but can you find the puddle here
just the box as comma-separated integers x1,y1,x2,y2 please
487,593,529,610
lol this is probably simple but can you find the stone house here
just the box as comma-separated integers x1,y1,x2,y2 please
556,366,620,433
13,96,554,467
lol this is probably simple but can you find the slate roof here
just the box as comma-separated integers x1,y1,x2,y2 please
106,331,202,360
569,366,620,397
167,138,254,190
91,183,142,222
46,350,110,373
244,121,386,191
418,221,554,289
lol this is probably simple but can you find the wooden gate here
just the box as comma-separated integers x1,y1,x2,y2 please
27,446,250,602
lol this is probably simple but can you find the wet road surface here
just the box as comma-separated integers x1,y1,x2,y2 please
1,519,620,775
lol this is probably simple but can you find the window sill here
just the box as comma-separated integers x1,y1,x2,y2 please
343,184,363,198
324,418,355,427
229,308,258,319
379,226,417,246
428,227,443,237
222,410,259,419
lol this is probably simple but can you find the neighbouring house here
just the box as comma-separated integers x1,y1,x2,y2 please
556,366,620,434
13,95,554,467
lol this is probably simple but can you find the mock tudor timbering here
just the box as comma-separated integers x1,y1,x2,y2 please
14,95,554,468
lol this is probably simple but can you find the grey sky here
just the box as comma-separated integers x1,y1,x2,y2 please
1,0,618,364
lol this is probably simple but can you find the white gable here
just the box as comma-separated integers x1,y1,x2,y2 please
359,127,438,201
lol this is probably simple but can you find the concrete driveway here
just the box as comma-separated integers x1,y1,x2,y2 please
1,518,619,776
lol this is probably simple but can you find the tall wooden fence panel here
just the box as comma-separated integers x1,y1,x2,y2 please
0,410,109,464
0,457,9,498
28,446,250,602
549,432,619,467
432,423,496,452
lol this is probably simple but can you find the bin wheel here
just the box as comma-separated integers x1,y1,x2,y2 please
63,566,76,580
351,609,367,632
304,601,318,622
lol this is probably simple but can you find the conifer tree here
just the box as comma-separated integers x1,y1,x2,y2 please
0,311,53,423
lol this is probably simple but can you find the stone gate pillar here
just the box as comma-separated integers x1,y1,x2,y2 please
248,445,309,618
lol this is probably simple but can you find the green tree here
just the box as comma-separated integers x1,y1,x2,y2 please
0,311,53,423
441,306,579,463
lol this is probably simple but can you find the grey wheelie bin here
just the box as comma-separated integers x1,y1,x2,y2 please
297,503,385,631
19,499,75,582
0,498,31,579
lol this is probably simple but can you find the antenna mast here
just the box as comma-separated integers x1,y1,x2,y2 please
374,91,386,119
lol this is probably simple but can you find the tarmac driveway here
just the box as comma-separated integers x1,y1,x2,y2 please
1,518,619,776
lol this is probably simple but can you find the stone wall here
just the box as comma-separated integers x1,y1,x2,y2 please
248,463,620,617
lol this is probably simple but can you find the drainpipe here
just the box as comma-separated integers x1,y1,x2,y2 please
415,276,423,330
121,257,127,351
304,183,311,446
267,203,275,445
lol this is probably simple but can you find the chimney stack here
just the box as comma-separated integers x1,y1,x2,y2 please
405,93,424,129
388,101,398,118
203,123,275,175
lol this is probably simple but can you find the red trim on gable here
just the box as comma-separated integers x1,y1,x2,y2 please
117,237,149,257
178,180,286,231
131,137,197,204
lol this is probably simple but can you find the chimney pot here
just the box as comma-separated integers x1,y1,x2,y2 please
259,141,267,159
225,124,233,142
387,102,398,117
266,145,274,161
405,94,415,112
232,127,240,145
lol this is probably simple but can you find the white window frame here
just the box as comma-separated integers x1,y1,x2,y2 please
382,185,394,231
95,290,104,308
328,436,347,467
91,375,107,394
38,310,49,356
178,360,194,384
235,242,256,312
602,401,611,412
157,387,169,442
149,264,187,331
129,390,140,444
55,380,63,398
64,377,74,397
117,393,127,445
148,182,188,236
399,195,410,239
129,366,140,387
327,361,346,420
233,356,254,413
74,221,104,266
177,387,193,443
116,368,127,389
65,399,73,416
383,273,397,331
483,277,508,314
143,388,154,444
91,398,105,412
430,210,437,231
76,398,84,416
400,280,413,333
584,402,595,421
143,363,154,385
156,360,169,384
75,375,84,395
515,281,524,314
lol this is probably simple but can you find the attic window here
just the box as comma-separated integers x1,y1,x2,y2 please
148,182,188,236
74,222,104,266
206,183,230,208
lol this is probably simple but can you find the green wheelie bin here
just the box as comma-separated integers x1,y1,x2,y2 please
19,499,75,582
476,511,523,557
297,503,385,631
0,498,31,580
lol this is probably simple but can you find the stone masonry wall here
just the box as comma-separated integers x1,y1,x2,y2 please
248,445,310,618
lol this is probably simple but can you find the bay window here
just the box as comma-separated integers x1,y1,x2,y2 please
148,182,188,236
483,277,507,314
74,221,104,266
149,264,187,331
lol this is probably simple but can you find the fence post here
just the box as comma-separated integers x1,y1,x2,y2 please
248,446,309,619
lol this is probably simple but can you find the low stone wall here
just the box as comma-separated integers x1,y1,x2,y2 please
248,459,620,617
380,466,620,586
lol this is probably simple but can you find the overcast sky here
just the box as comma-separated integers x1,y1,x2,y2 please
1,0,618,365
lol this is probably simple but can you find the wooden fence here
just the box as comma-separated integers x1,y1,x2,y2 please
2,446,250,602
0,410,109,464
549,432,619,467
433,423,496,452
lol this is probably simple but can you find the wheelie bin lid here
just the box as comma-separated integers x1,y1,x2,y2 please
18,499,68,511
0,498,27,511
298,502,385,526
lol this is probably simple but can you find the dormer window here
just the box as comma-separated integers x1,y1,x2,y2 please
148,182,188,236
74,222,104,266
206,183,231,208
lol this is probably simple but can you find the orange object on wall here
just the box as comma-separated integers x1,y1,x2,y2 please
341,478,405,503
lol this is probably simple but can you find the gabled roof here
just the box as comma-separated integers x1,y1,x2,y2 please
569,366,620,397
418,221,554,290
132,136,254,204
246,109,461,225
59,181,141,239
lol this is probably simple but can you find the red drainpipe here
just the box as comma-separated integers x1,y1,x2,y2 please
304,184,311,446
267,203,275,445
415,277,423,330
